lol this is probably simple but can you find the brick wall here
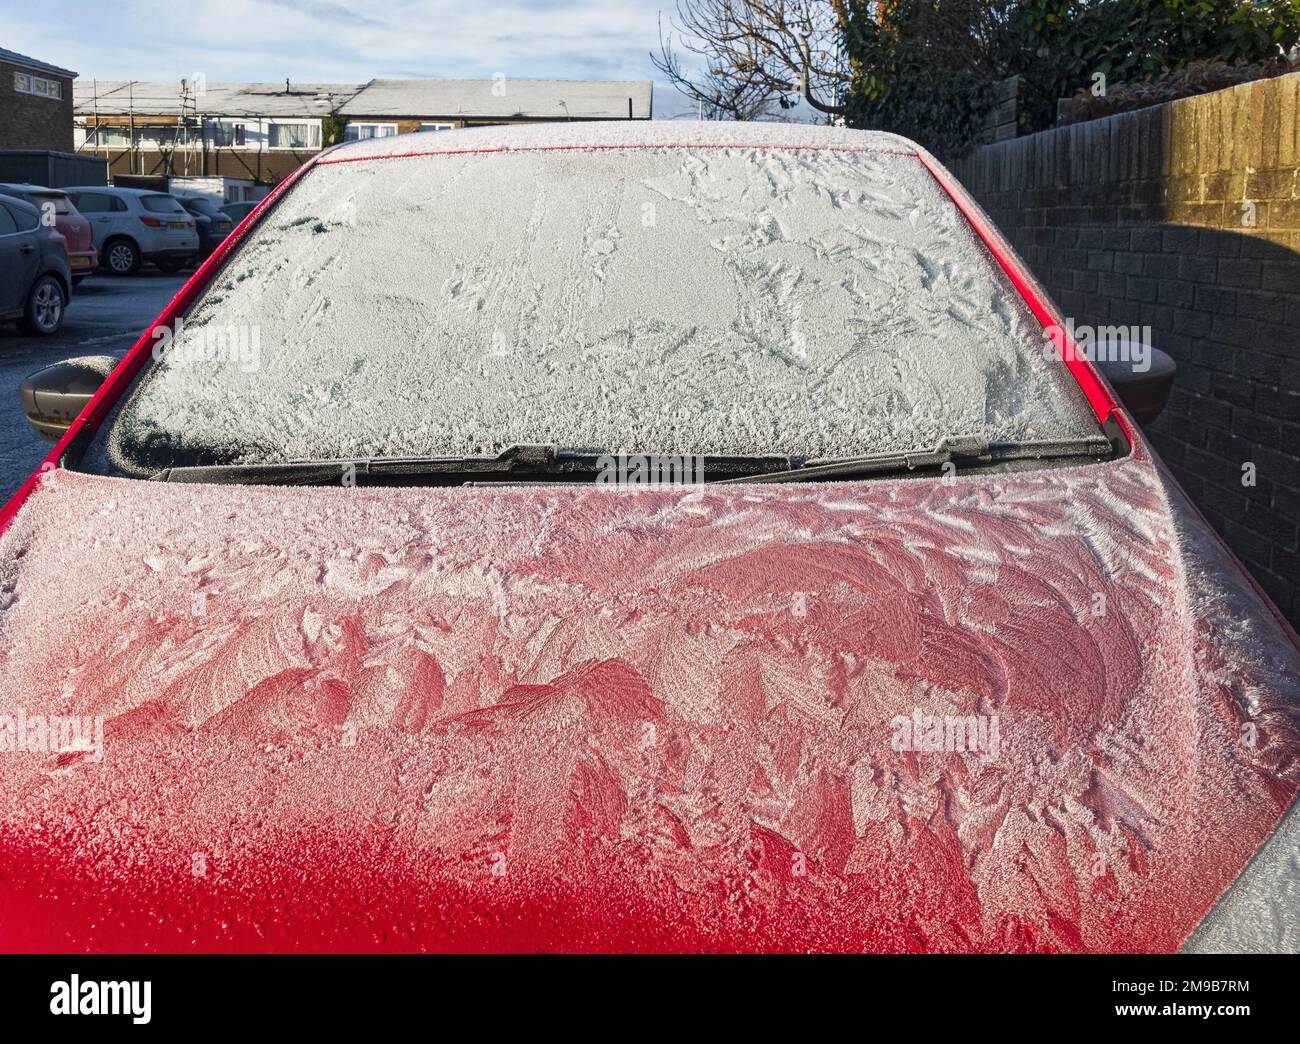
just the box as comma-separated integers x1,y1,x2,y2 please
951,73,1300,627
0,59,74,151
973,76,1024,144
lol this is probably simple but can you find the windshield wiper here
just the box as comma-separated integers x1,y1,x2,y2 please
150,444,796,486
711,435,1115,484
149,436,1112,487
150,444,593,485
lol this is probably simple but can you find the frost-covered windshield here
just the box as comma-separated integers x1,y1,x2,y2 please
106,140,1100,473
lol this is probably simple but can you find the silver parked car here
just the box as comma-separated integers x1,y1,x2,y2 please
62,186,200,275
0,193,70,335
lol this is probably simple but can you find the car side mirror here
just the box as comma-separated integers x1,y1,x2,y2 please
19,355,120,443
1093,342,1176,425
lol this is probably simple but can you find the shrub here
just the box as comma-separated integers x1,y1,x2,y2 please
1058,56,1300,125
842,0,1300,152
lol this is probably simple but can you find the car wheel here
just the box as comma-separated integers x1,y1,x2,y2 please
104,238,141,275
19,275,66,336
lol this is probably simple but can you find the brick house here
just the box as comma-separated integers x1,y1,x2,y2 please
0,47,77,151
73,78,652,187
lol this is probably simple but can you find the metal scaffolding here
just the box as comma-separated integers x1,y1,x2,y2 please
76,79,281,182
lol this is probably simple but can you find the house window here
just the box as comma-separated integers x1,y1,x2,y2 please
138,127,179,149
268,122,321,149
418,123,454,132
82,125,132,148
14,72,63,99
344,122,398,141
209,121,247,147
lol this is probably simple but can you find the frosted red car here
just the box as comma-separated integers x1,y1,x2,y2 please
1,122,1297,953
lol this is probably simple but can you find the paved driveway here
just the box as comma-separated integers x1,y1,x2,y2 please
0,272,187,501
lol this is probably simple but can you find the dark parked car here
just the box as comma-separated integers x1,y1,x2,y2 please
220,200,259,224
177,195,234,258
0,193,70,335
0,183,98,284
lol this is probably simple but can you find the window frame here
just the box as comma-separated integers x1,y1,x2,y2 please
4,201,39,232
208,120,248,148
140,194,189,216
68,192,109,213
82,125,133,149
344,122,400,142
13,71,63,99
266,120,323,150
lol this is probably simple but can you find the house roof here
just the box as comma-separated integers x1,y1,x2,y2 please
0,46,77,79
338,78,653,120
73,78,652,121
74,81,362,118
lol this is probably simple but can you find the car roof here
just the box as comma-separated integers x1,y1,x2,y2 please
320,119,921,165
0,182,64,196
63,185,171,198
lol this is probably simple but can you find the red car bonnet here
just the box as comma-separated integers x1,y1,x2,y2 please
2,450,1299,951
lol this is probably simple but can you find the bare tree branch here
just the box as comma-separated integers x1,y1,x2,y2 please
653,13,780,119
652,1,850,120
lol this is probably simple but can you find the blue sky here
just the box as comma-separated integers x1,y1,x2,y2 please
5,0,706,116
